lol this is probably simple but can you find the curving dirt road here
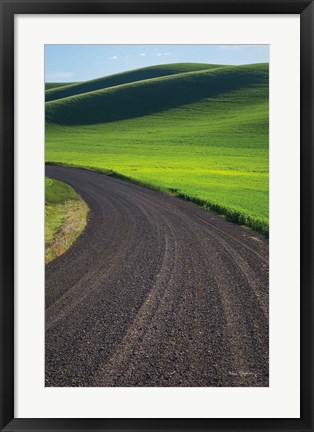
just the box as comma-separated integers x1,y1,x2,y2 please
45,165,269,387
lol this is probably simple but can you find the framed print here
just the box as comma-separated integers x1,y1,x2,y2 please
0,0,313,431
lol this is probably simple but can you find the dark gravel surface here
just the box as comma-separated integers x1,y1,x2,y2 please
45,165,269,387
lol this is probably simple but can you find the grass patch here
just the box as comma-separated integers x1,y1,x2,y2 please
46,62,268,236
45,177,89,264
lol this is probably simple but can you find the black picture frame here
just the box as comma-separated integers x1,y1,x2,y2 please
0,0,313,431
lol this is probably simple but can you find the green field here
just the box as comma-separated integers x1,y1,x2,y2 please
45,177,88,263
46,62,269,234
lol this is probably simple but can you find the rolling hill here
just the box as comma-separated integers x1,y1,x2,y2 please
45,63,221,102
46,63,268,126
45,62,269,234
45,82,78,91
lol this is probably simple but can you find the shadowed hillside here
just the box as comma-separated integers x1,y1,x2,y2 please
46,63,268,126
45,63,221,102
45,82,78,91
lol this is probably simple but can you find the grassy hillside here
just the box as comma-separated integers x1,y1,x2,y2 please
45,178,88,263
45,63,221,102
46,62,269,234
46,64,267,125
45,82,78,91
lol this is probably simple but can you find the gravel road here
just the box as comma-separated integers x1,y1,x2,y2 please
45,165,269,387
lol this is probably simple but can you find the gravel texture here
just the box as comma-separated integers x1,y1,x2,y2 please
45,165,269,387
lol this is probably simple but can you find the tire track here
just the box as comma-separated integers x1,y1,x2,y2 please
45,165,269,387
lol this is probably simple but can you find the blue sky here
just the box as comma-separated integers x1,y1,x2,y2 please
45,44,269,82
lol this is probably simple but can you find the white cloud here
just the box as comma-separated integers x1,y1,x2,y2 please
140,53,146,57
108,55,118,60
157,53,163,56
46,72,75,80
157,52,171,57
163,52,171,56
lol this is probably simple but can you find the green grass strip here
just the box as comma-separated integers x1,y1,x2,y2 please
45,177,89,264
46,163,268,237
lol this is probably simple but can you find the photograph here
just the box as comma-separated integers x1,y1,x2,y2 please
2,2,313,429
45,44,269,388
